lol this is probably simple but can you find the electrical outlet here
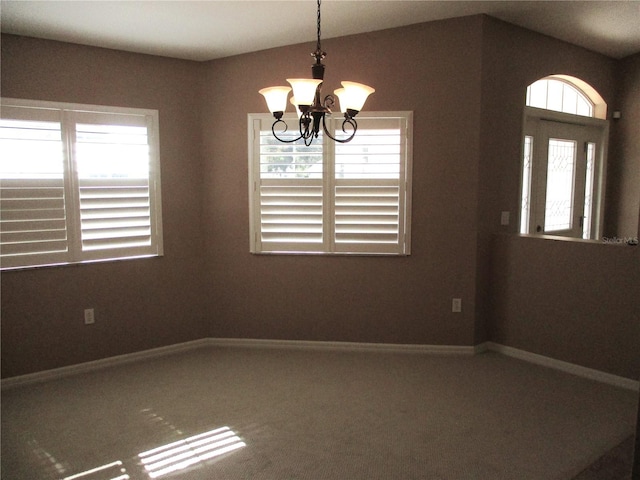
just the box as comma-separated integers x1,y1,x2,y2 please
84,308,95,325
452,298,462,313
500,211,510,226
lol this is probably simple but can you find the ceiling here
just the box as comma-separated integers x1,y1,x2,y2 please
1,1,639,62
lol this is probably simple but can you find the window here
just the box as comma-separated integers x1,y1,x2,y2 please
248,112,412,255
526,77,593,117
519,77,607,240
0,98,163,270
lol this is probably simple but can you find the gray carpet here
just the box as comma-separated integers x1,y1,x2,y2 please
571,435,635,480
1,346,638,479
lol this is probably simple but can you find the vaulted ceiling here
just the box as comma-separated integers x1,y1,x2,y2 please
2,1,639,61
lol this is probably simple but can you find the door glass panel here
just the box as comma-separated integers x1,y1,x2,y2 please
520,136,533,234
544,138,576,231
582,142,596,239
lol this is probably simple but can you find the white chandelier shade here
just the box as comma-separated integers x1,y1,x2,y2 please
334,82,375,113
258,86,291,115
286,78,323,107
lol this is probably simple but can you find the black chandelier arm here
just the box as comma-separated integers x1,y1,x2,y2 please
322,94,336,110
271,118,304,143
301,114,320,146
322,114,358,144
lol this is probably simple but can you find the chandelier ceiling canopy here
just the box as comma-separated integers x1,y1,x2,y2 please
259,0,375,146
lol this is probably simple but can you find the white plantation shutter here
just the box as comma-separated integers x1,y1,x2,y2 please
250,117,325,252
0,109,72,268
249,112,412,255
0,99,162,269
72,116,158,259
333,117,410,254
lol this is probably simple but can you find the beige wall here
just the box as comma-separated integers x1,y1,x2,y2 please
489,234,640,379
479,18,639,381
1,14,638,380
200,16,483,345
606,53,640,238
1,35,209,377
475,17,620,342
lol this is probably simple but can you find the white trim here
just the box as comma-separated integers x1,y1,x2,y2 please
484,342,639,392
1,339,474,389
1,97,158,118
0,339,210,390
207,337,475,355
3,338,637,392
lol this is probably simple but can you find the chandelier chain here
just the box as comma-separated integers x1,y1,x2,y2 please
316,0,322,52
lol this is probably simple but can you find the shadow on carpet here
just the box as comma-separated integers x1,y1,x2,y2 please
572,436,635,480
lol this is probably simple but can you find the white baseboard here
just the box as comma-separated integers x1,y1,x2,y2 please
0,338,210,390
207,337,476,355
1,338,475,389
483,342,639,392
3,338,637,392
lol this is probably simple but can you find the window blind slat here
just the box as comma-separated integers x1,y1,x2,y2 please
82,237,152,251
260,233,322,242
1,208,66,222
335,214,398,224
1,228,67,244
81,218,151,230
261,206,322,215
80,207,151,219
262,214,323,224
335,233,399,243
1,218,67,233
1,239,68,256
2,197,66,211
81,226,151,241
80,187,149,199
0,187,64,200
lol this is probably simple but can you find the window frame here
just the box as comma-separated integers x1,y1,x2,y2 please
248,111,413,256
0,98,163,270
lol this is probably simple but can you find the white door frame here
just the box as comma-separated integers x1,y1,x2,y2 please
520,107,608,240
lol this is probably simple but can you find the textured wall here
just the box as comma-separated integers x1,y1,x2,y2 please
1,35,209,377
489,234,640,380
200,16,484,346
606,53,640,238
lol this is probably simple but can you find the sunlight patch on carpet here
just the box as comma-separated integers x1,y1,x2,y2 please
138,426,246,478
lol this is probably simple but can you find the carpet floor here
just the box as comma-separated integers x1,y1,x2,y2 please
571,435,635,480
1,346,638,479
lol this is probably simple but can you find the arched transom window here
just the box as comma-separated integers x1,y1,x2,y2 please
526,77,594,117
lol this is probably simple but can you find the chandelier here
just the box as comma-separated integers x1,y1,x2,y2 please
258,0,375,146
